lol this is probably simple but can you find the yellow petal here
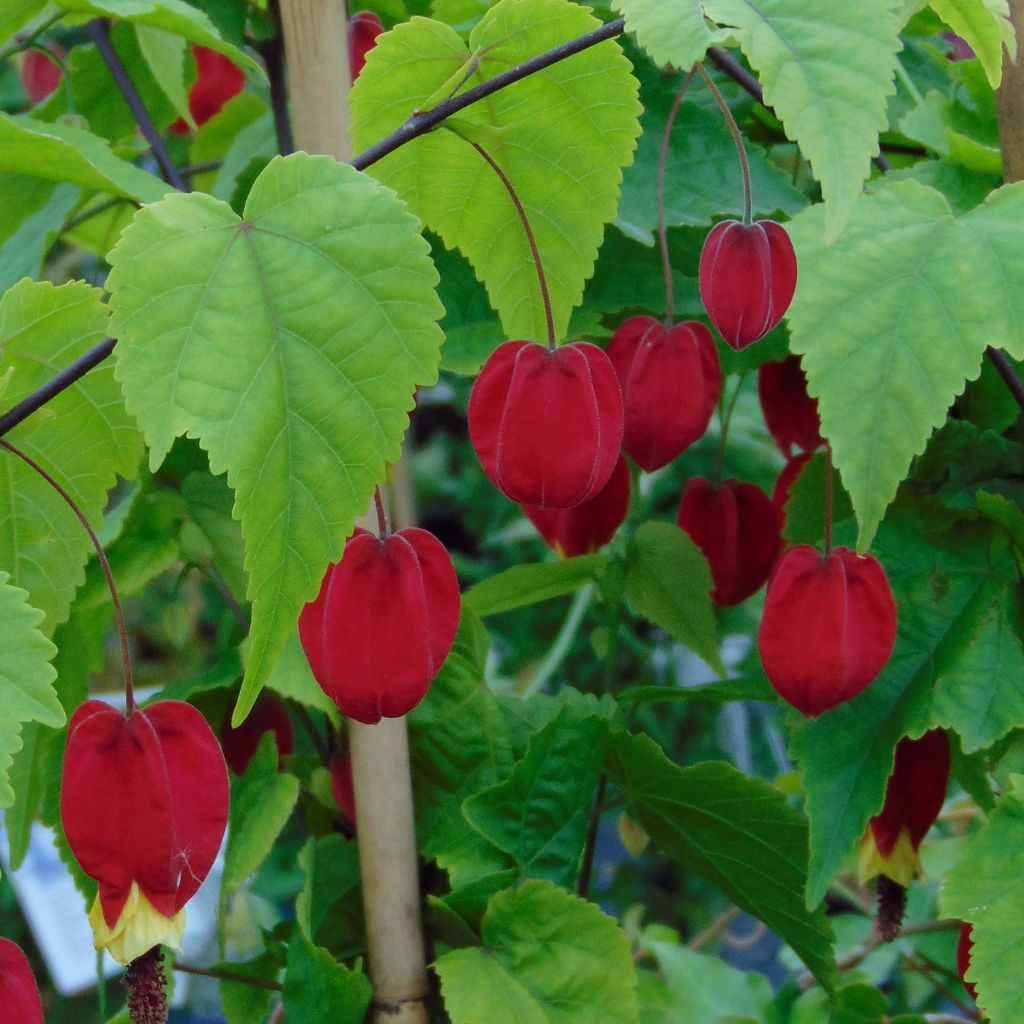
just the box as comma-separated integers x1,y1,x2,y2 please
89,882,186,965
858,826,920,888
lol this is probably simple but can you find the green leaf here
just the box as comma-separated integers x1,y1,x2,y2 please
610,0,730,71
624,521,723,674
464,554,607,617
702,0,902,239
787,180,1024,550
0,574,64,808
0,113,169,202
792,505,1021,907
0,174,78,292
409,632,516,886
607,731,835,990
0,279,142,631
463,708,608,887
218,953,280,1024
106,153,445,719
435,880,640,1024
943,775,1024,1021
180,469,247,601
0,0,46,43
135,24,191,125
261,631,339,719
782,451,854,547
52,0,261,74
616,71,806,246
930,0,1015,88
617,676,777,706
296,833,361,943
351,0,642,343
283,931,372,1024
222,734,300,891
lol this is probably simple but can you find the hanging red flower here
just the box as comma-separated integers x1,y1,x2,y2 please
61,700,229,964
0,938,44,1024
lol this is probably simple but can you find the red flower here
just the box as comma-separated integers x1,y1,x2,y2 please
858,730,950,886
699,219,798,349
606,316,720,471
21,46,64,105
330,753,356,824
61,700,229,964
299,527,460,724
220,692,293,775
169,46,245,135
522,453,630,557
0,939,43,1024
772,451,812,520
757,355,823,457
468,341,624,509
759,545,897,716
349,11,384,81
676,477,782,606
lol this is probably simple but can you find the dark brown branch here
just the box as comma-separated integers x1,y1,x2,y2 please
86,20,186,191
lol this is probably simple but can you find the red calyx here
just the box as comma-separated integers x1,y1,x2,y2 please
677,477,781,606
220,693,294,775
957,923,978,1002
699,219,798,350
21,46,64,105
298,527,460,724
0,938,44,1024
607,316,720,471
757,355,823,457
522,453,630,557
468,340,624,509
348,11,384,81
169,46,245,135
758,545,897,716
869,729,950,859
330,753,356,824
61,700,229,929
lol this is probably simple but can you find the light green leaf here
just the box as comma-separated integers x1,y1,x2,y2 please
296,833,360,943
106,153,445,720
0,574,64,808
702,0,902,239
0,279,142,631
283,931,372,1024
180,469,247,602
787,180,1024,550
0,0,48,43
261,631,338,719
930,0,1015,87
135,24,191,125
51,0,261,74
436,880,640,1024
222,734,300,891
0,113,169,202
351,0,642,344
0,175,78,292
463,708,608,887
464,554,608,617
610,0,730,71
607,731,835,989
624,521,723,674
943,775,1024,1021
792,506,1019,908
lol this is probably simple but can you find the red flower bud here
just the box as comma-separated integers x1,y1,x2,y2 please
957,923,978,1002
0,939,43,1024
522,454,630,557
757,356,823,457
169,46,245,135
61,700,229,964
330,753,356,824
758,545,897,716
299,527,460,724
21,46,64,105
859,730,950,886
699,220,798,350
468,341,624,509
348,11,384,81
772,451,812,518
220,693,293,775
676,478,782,606
607,316,720,471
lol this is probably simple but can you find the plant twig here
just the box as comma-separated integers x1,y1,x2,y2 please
258,0,295,156
172,962,282,991
688,906,741,951
577,775,608,899
86,19,186,191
